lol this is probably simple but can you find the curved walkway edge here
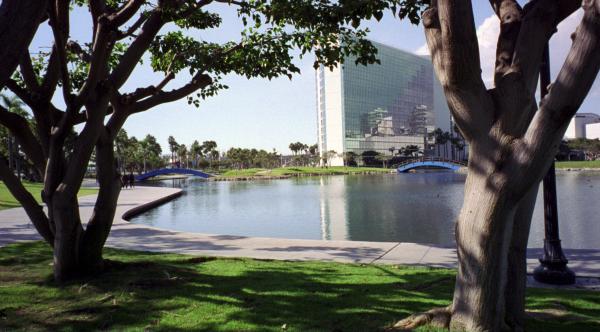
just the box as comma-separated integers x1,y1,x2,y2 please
1,187,599,283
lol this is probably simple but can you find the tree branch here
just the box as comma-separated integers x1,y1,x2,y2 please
0,105,46,174
66,40,92,63
40,47,61,104
108,0,146,28
108,10,164,89
0,155,54,245
19,50,42,93
489,0,522,84
130,73,212,114
116,12,148,40
48,0,72,105
0,0,48,89
518,3,600,192
510,0,581,94
422,2,494,142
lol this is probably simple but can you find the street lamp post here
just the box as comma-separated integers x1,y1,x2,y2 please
533,44,576,285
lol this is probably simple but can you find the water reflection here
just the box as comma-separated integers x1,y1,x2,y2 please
135,172,600,249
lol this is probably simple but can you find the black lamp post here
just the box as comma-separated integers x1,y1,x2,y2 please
532,44,576,285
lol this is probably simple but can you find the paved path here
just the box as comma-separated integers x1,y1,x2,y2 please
2,187,599,282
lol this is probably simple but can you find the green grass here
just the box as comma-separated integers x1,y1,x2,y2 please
1,242,598,331
555,160,600,169
220,166,391,178
0,181,98,211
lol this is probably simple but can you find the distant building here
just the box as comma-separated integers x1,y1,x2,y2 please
564,113,600,139
315,40,452,166
586,122,600,140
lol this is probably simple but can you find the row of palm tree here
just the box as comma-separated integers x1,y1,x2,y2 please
428,128,466,161
167,136,219,169
0,94,35,180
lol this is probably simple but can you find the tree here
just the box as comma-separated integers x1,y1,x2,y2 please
397,1,600,331
177,144,188,168
190,140,203,168
140,134,163,171
168,136,179,165
201,140,217,169
0,94,30,179
375,154,392,168
403,144,420,157
289,142,300,155
0,0,424,282
325,150,337,167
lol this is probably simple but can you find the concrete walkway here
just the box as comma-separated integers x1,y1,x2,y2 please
1,186,599,282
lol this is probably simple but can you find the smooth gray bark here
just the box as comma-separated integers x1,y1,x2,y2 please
404,1,600,331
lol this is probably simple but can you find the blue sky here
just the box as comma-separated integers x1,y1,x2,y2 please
26,2,599,154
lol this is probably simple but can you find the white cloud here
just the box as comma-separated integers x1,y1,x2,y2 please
549,10,583,71
414,43,429,56
413,15,499,86
413,11,594,91
475,15,500,87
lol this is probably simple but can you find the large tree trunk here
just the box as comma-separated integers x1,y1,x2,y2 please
79,132,121,273
450,155,518,331
52,191,85,282
504,185,539,331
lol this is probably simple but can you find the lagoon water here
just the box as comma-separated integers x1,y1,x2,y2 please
132,172,600,249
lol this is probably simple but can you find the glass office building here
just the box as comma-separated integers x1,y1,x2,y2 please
316,41,451,166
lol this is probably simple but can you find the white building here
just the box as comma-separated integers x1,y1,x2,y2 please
564,113,600,139
587,122,600,140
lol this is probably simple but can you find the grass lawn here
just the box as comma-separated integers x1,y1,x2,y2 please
0,181,98,211
220,166,391,178
1,242,598,331
555,160,600,169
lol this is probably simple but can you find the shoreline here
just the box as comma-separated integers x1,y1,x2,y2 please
211,170,394,181
2,186,600,282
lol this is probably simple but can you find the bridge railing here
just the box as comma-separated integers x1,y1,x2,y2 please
395,157,467,169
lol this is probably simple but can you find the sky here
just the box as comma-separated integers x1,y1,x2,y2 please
25,2,600,154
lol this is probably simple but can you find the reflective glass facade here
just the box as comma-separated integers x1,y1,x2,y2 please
316,41,451,166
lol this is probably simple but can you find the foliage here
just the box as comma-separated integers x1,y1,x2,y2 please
565,138,600,160
115,129,163,172
1,241,599,331
225,147,280,169
219,166,389,177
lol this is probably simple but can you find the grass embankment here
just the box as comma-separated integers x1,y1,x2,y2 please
0,182,98,211
1,242,598,331
219,166,391,179
555,160,600,169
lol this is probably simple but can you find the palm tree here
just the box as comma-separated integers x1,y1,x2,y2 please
190,140,203,169
326,150,337,167
0,94,28,178
177,144,188,168
167,136,179,165
202,141,217,169
441,131,452,158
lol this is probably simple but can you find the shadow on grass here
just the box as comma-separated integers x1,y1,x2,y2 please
0,242,599,332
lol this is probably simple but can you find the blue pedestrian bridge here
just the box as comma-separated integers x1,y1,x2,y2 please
135,168,213,181
397,157,466,173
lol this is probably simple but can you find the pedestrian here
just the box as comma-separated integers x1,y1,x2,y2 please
129,173,135,188
122,174,129,189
